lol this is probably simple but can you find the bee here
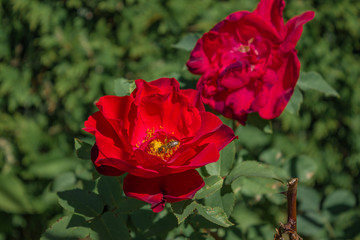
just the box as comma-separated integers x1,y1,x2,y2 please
158,140,180,154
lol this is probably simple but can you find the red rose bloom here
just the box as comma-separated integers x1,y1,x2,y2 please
187,0,315,124
84,78,236,212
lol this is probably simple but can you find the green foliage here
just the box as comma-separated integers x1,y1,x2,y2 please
1,0,359,239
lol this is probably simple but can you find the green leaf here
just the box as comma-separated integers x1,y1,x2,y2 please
171,200,198,224
74,137,93,160
57,189,104,217
52,172,76,192
225,161,285,184
247,113,273,134
172,33,199,51
195,176,223,199
285,87,303,115
297,212,326,237
204,187,235,217
143,212,178,237
235,125,271,150
0,173,33,213
131,209,156,231
196,205,233,227
41,215,90,240
231,203,263,231
115,196,147,213
323,189,356,216
90,212,130,240
231,177,284,196
297,71,339,97
97,176,123,210
205,141,236,177
259,148,284,166
297,185,321,212
23,157,80,179
285,155,317,183
114,78,136,96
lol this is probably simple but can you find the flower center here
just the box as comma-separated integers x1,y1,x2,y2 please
237,38,255,54
147,138,180,160
136,127,180,161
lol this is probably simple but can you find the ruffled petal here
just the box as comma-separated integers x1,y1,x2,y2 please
257,50,300,119
133,81,202,139
254,0,285,34
90,144,125,176
96,95,134,121
123,170,204,212
281,11,315,52
186,38,210,74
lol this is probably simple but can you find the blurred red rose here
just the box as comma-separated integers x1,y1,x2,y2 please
84,78,236,212
187,0,315,124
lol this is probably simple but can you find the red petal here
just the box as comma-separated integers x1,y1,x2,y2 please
134,90,202,139
281,11,315,52
187,38,210,75
91,144,125,176
181,89,205,112
257,50,300,119
123,170,204,212
131,78,179,103
255,0,285,34
96,95,134,121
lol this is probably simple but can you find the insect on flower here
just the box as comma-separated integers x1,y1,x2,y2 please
157,140,180,154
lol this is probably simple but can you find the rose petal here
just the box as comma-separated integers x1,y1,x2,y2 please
84,111,130,152
257,50,300,119
281,11,315,52
123,170,204,212
255,0,285,34
90,144,125,176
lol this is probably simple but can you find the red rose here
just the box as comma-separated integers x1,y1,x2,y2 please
84,78,236,212
187,0,315,124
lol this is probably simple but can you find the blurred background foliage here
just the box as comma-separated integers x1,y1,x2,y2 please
0,0,359,239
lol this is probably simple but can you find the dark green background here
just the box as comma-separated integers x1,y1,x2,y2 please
0,0,359,239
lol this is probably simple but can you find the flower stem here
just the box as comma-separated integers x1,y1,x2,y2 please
287,178,298,232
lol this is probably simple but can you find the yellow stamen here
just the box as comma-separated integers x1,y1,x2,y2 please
147,138,180,160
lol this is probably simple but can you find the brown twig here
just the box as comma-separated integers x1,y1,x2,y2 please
287,178,298,232
274,178,302,240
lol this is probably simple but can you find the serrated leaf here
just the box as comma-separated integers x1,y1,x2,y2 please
97,176,123,210
172,33,199,51
41,216,90,240
74,138,93,160
195,176,223,199
90,212,130,240
204,187,235,217
171,200,198,224
285,87,303,115
196,205,233,227
225,161,285,184
0,173,33,214
297,71,339,97
114,78,135,96
57,189,104,217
